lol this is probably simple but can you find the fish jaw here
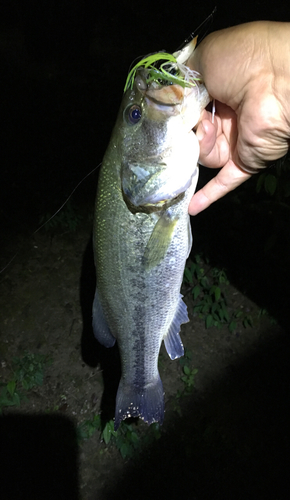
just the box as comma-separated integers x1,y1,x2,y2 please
119,69,206,212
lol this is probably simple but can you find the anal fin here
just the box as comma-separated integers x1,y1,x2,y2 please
163,294,189,360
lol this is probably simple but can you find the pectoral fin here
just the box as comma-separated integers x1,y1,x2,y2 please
92,288,116,347
144,215,177,270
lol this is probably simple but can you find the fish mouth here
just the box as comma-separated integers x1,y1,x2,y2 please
135,71,197,108
145,85,187,107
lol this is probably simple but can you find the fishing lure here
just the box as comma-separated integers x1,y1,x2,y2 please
124,51,201,92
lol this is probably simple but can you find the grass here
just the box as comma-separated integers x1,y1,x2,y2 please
78,349,197,458
183,254,256,333
77,414,161,459
78,349,198,458
1,243,276,460
0,351,52,414
76,254,275,458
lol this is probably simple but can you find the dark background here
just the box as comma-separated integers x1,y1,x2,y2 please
1,1,290,499
1,0,290,241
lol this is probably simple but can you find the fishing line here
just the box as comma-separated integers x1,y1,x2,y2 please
0,163,101,275
125,8,217,93
34,163,101,234
176,7,217,51
212,99,216,123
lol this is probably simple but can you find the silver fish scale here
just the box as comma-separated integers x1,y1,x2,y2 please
93,53,210,428
94,138,196,420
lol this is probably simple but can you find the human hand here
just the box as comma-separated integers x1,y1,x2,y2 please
188,21,290,215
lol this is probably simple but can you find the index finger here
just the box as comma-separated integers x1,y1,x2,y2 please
188,159,252,215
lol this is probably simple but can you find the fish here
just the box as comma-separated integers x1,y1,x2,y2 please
92,37,210,430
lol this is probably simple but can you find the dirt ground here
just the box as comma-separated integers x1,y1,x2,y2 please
1,5,290,499
1,190,289,499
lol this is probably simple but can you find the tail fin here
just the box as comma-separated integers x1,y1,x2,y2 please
114,376,164,430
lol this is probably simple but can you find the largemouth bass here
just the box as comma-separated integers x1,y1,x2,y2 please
93,38,210,430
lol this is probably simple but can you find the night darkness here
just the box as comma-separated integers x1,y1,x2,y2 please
1,1,290,499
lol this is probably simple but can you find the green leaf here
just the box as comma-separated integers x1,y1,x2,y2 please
211,302,219,314
102,422,112,445
120,442,131,458
13,392,21,406
183,365,190,375
201,304,210,314
183,267,193,284
93,414,102,430
7,380,16,397
192,285,201,300
130,432,139,446
185,349,192,360
200,277,209,288
214,286,221,301
190,262,197,274
195,254,201,264
219,270,228,284
258,308,267,318
235,311,243,319
34,371,44,386
206,314,213,328
77,424,88,441
264,173,277,196
222,306,230,323
243,315,253,328
151,423,161,440
229,320,237,333
22,379,29,390
256,172,266,193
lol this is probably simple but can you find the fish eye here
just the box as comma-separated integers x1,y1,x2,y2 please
124,104,142,125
